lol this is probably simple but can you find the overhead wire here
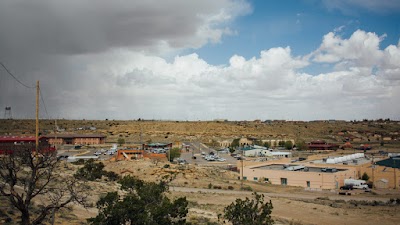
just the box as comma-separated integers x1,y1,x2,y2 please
1,60,52,119
39,87,50,119
0,61,35,89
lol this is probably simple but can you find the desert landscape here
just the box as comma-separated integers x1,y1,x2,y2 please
2,1,400,224
1,119,400,224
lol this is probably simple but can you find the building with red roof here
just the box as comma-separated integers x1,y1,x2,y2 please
0,136,55,154
308,140,339,150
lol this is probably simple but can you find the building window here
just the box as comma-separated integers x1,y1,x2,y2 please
281,178,287,185
264,178,269,182
253,177,258,181
307,181,310,187
243,176,247,180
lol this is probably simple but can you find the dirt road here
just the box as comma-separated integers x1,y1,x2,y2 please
171,186,394,202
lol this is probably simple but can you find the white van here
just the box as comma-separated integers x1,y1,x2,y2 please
344,179,369,189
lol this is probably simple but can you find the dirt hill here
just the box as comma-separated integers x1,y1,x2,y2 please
1,119,399,147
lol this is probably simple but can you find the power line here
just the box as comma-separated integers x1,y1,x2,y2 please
0,61,35,89
39,87,49,119
1,61,52,119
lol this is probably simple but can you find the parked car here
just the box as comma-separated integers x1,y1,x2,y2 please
57,155,68,160
340,185,353,190
94,151,102,156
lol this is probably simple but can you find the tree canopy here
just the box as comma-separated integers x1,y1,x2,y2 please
0,145,87,225
295,139,307,150
284,141,293,150
74,159,119,181
223,192,274,225
231,138,240,148
117,138,125,146
88,175,188,225
361,172,370,181
167,147,181,162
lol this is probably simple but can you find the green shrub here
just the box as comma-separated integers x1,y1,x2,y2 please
241,186,253,191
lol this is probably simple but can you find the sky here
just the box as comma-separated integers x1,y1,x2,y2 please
0,0,399,121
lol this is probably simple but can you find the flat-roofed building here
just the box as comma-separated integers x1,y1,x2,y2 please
115,149,167,161
142,142,172,150
45,134,106,145
0,136,55,154
242,146,291,158
218,140,232,148
242,162,357,189
308,140,339,150
359,157,400,189
239,138,252,146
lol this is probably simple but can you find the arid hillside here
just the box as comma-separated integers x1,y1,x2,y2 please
1,119,399,146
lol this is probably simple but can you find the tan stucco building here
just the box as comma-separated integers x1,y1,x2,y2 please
241,162,357,189
218,140,232,148
359,163,400,189
238,153,379,190
239,138,253,146
262,139,295,147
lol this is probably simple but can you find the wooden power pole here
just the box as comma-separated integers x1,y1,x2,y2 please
36,80,39,151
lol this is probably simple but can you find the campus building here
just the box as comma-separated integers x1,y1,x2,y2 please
142,142,172,150
44,134,106,145
239,153,375,190
308,140,339,150
115,149,167,161
0,136,55,154
242,163,357,189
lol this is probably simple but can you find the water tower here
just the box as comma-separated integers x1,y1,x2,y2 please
4,106,12,119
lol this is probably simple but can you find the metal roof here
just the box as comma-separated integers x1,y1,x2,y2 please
44,134,106,138
375,157,400,169
0,136,47,142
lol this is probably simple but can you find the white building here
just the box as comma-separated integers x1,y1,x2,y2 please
242,145,291,158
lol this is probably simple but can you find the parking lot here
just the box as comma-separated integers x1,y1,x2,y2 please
56,142,241,165
56,146,115,161
179,147,239,166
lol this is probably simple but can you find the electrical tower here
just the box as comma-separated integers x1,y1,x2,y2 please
4,106,12,119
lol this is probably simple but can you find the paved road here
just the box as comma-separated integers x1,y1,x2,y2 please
184,142,212,154
170,186,395,202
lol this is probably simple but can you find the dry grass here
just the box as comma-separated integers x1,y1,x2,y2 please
2,119,400,148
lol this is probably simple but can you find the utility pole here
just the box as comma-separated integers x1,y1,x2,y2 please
240,137,244,190
394,159,397,189
371,155,375,189
35,80,39,152
54,119,59,150
140,125,143,150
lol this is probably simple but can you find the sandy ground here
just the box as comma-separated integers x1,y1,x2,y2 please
167,187,400,225
64,159,400,225
2,159,399,225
